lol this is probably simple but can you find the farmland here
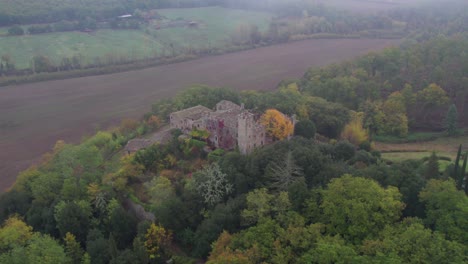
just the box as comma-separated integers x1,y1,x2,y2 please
0,38,401,191
0,7,272,69
378,135,468,173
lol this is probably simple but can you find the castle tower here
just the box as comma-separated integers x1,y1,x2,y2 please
237,111,265,154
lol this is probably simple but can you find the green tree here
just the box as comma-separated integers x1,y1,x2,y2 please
0,233,69,264
445,104,458,135
294,120,316,139
320,175,404,243
361,218,466,263
423,152,440,180
360,100,385,137
381,92,408,137
54,201,92,244
64,232,84,264
0,216,33,252
419,179,468,244
241,189,291,226
85,229,109,264
298,236,360,264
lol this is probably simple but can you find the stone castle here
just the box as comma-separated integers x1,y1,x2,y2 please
170,100,266,154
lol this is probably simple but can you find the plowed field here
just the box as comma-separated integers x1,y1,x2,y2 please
0,38,401,190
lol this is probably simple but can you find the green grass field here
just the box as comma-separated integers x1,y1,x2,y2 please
0,30,163,68
379,135,468,172
0,7,273,69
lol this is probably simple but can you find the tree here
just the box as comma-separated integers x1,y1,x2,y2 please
193,163,233,206
241,189,291,226
298,236,360,264
419,179,468,244
144,223,172,259
361,218,466,263
294,120,316,139
207,231,251,264
360,100,385,137
266,151,304,191
445,104,458,135
108,206,137,250
381,92,408,137
0,216,33,252
340,111,369,146
320,175,404,243
260,109,294,141
423,152,440,180
85,229,109,264
0,233,69,264
32,55,54,73
64,232,84,264
417,83,450,108
54,201,92,244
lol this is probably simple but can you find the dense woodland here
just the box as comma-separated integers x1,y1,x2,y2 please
301,35,468,136
0,35,467,263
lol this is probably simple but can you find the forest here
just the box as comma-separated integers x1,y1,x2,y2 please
0,34,467,263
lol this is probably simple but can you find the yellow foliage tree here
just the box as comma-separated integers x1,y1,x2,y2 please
260,109,294,141
144,223,172,259
0,216,33,251
103,154,144,191
341,111,369,146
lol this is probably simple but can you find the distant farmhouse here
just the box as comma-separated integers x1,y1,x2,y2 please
170,100,267,154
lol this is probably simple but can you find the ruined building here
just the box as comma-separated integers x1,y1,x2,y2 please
169,100,266,154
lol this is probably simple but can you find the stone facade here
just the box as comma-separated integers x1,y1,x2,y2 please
169,101,266,154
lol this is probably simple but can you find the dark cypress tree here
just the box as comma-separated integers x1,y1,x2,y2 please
452,145,462,184
461,153,467,195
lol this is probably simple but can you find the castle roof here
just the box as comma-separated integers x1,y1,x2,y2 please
170,105,213,120
216,100,242,111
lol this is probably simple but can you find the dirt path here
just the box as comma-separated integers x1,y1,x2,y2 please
0,38,401,191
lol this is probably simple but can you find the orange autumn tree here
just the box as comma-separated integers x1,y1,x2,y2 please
260,109,294,141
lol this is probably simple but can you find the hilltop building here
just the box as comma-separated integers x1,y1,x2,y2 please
170,100,267,154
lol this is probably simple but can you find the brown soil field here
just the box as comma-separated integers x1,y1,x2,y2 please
0,38,401,191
